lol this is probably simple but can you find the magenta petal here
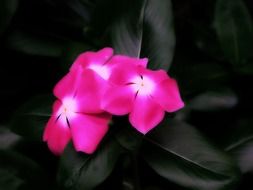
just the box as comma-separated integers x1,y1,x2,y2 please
70,113,111,154
108,55,148,68
102,84,135,115
75,69,107,113
97,47,114,61
43,115,71,155
137,66,169,83
153,78,184,112
70,47,113,71
109,65,138,85
129,96,165,134
53,68,81,100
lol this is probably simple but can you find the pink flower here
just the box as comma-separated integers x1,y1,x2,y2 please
43,99,111,155
102,61,184,134
43,49,113,155
43,47,184,155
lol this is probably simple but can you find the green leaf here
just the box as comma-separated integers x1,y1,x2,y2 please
110,0,175,70
115,125,143,151
189,90,238,111
0,127,21,149
170,62,229,96
60,41,92,71
0,169,23,190
0,0,18,35
214,0,253,66
142,119,240,190
0,150,47,190
6,31,64,57
57,139,124,190
10,95,53,141
225,118,253,173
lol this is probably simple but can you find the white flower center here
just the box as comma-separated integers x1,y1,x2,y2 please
89,64,110,80
131,75,154,96
57,97,77,125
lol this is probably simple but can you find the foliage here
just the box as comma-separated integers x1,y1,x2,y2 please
1,0,253,189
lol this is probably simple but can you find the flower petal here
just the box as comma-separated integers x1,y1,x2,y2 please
75,69,107,113
108,55,148,68
137,66,169,83
129,96,165,134
108,64,139,85
43,115,71,155
53,68,81,100
70,48,113,71
102,84,135,115
153,78,184,112
70,113,111,154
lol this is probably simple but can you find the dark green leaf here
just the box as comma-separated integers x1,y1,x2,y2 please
115,126,143,151
189,90,238,111
58,139,124,190
6,31,64,57
0,127,21,149
170,62,229,96
0,0,18,35
60,41,92,71
110,0,175,70
225,119,253,173
64,0,90,22
0,150,47,189
214,0,253,66
0,169,23,190
142,119,240,190
10,95,53,141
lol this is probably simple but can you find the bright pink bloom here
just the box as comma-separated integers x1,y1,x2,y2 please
102,63,184,134
43,98,111,155
43,48,114,155
70,48,148,82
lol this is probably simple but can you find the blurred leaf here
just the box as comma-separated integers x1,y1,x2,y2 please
193,23,223,60
238,63,253,76
58,139,124,190
64,0,91,22
0,0,18,35
171,62,229,96
142,119,240,190
110,0,175,70
214,0,253,66
225,119,253,173
0,169,23,190
115,126,143,151
0,150,47,189
0,127,21,149
60,41,92,71
189,90,238,111
6,31,64,57
10,95,53,141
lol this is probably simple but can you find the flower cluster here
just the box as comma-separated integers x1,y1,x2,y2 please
43,48,184,155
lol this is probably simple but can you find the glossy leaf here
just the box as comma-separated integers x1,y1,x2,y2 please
58,139,124,190
110,0,175,70
0,127,21,149
214,0,253,66
142,119,240,190
10,95,53,141
171,62,229,96
115,125,143,151
189,90,238,111
0,0,18,35
0,169,23,190
6,31,64,57
0,150,47,190
225,119,253,173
